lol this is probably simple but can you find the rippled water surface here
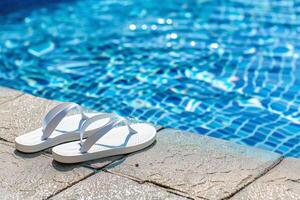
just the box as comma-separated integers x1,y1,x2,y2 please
0,0,299,157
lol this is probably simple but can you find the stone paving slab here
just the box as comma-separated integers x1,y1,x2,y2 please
231,158,300,200
52,171,188,200
0,87,23,104
0,141,93,200
0,92,59,142
107,128,282,200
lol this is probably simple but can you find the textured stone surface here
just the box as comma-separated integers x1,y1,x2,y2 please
107,129,282,200
0,142,93,200
0,87,23,104
231,158,300,200
0,93,59,142
52,171,187,200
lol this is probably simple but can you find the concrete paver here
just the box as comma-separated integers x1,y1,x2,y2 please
107,128,282,199
0,142,93,200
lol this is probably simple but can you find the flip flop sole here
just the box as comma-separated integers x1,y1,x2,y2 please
52,123,156,163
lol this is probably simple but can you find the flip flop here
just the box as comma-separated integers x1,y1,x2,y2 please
15,102,110,153
52,113,156,163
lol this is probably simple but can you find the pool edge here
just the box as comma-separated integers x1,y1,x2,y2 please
0,86,299,199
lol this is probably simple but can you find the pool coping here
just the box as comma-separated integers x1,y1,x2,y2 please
0,86,299,199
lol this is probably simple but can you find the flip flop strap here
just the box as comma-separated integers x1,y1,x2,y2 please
41,102,88,140
78,113,114,145
79,113,137,153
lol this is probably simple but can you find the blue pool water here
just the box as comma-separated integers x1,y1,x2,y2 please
0,0,299,157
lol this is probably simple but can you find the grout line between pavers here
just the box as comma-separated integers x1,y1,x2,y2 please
0,139,14,148
0,93,24,106
0,137,11,143
45,170,96,200
144,180,206,200
103,169,201,200
223,156,284,200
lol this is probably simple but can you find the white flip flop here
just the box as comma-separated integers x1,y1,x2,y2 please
15,102,110,153
52,113,156,163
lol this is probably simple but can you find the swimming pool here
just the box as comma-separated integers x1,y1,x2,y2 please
0,0,299,157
